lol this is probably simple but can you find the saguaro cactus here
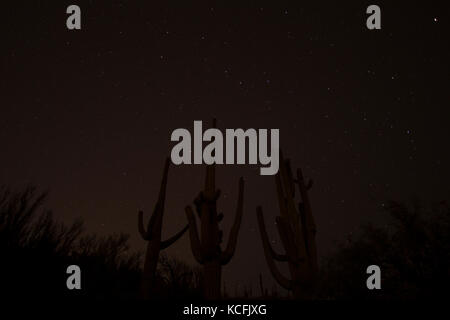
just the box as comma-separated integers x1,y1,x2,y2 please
185,163,244,299
256,154,318,299
138,158,188,298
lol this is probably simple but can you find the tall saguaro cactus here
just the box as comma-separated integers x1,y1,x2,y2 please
185,163,244,299
256,154,318,299
138,158,188,298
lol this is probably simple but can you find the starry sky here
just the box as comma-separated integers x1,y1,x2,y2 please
1,1,449,293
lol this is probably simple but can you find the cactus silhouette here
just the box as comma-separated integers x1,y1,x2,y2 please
138,158,188,298
256,154,318,299
185,163,244,299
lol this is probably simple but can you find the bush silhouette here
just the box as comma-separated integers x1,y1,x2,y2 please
0,186,141,299
2,185,448,300
156,252,203,299
317,200,450,299
0,185,203,300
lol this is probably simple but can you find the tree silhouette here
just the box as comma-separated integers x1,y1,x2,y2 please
317,200,450,299
0,186,141,299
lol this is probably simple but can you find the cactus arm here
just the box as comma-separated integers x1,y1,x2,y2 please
296,169,313,224
185,206,205,264
138,210,149,240
220,177,245,265
141,158,171,242
275,216,302,264
254,207,287,261
149,158,170,231
256,207,292,290
160,224,189,250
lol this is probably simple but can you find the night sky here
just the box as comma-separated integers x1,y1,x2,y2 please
1,1,449,293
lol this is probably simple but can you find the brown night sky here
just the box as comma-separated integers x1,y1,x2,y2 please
1,1,449,293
